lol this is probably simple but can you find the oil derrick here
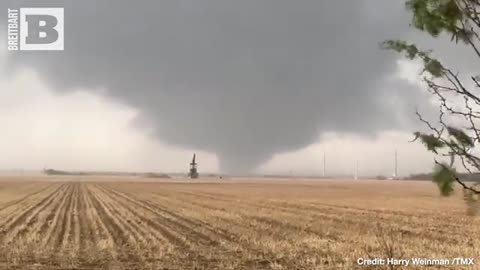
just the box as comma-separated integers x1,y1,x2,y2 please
189,153,199,179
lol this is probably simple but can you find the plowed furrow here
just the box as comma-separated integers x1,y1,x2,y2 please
87,185,131,246
97,184,215,267
102,185,219,247
158,192,454,247
104,185,283,267
155,189,312,218
88,185,148,263
123,189,318,250
149,192,267,234
92,185,168,246
93,185,186,264
87,184,142,263
83,184,117,259
37,186,70,238
60,183,78,249
0,184,67,243
0,184,64,228
150,189,414,235
100,185,246,268
140,201,312,261
124,190,253,240
43,184,74,250
55,184,75,249
76,183,92,254
269,200,431,222
95,185,186,246
241,201,460,242
157,188,375,222
149,188,312,219
152,191,359,240
72,183,81,254
7,185,70,244
0,183,54,213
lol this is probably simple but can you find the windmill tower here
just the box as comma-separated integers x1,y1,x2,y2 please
188,154,199,179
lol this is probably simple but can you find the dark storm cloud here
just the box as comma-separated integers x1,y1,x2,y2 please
0,0,423,173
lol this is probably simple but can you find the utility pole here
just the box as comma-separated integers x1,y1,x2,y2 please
323,151,326,177
354,160,358,180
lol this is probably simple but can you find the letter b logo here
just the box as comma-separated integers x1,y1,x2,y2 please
20,8,64,50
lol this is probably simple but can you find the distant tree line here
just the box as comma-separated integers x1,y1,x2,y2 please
43,168,171,178
407,172,480,182
43,168,84,176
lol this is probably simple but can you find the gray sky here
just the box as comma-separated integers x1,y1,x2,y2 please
0,0,468,176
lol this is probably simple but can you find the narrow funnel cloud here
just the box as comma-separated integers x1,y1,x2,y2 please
0,0,426,173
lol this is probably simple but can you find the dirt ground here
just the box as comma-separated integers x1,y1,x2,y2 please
0,177,477,269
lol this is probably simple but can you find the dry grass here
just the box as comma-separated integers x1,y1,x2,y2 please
0,178,478,269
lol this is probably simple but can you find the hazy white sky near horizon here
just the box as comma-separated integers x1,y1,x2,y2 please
0,49,436,176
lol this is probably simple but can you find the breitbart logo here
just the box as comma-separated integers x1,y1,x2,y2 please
7,8,64,51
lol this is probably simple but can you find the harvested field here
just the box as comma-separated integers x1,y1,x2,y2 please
0,179,478,269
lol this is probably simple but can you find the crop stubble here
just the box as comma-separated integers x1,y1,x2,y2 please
0,179,478,269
